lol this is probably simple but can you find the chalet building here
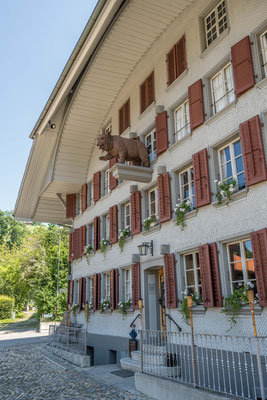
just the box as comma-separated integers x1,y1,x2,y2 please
15,0,267,398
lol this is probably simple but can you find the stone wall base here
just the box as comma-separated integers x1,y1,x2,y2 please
48,344,91,368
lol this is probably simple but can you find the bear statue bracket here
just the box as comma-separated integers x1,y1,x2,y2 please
96,131,153,183
110,163,153,183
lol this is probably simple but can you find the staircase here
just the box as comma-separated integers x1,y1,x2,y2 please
120,344,181,377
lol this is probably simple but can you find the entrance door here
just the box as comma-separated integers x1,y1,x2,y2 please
158,268,166,331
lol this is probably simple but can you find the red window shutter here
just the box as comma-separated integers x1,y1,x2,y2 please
66,194,76,219
93,274,97,310
176,35,186,77
110,269,119,310
73,228,81,259
68,280,74,305
97,273,101,310
250,229,267,306
132,263,141,309
147,71,154,107
239,115,267,186
192,148,211,208
80,225,86,257
109,157,117,191
94,216,100,251
231,35,255,97
140,82,146,114
155,111,168,156
82,277,86,307
208,243,222,307
93,171,101,202
188,79,204,131
130,191,141,235
198,244,214,308
81,184,87,212
157,173,171,223
125,99,130,131
109,205,118,244
79,278,83,310
69,232,74,262
167,46,176,86
119,107,124,135
164,254,177,308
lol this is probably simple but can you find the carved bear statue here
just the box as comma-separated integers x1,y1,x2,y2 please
96,131,150,167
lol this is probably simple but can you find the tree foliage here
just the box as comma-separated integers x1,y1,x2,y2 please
0,212,69,319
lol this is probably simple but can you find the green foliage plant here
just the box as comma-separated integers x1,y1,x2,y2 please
85,245,93,265
100,299,110,313
221,282,257,329
0,295,15,319
215,179,237,205
174,199,192,231
100,239,109,259
143,215,157,231
118,299,132,317
118,227,131,253
180,291,203,324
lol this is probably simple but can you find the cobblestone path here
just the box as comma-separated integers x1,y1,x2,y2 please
0,344,150,400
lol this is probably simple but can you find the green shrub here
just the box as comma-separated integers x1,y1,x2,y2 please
0,295,15,319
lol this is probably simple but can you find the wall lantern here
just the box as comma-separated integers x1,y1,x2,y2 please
137,240,153,256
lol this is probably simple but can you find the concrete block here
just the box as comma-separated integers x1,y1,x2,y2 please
130,185,138,193
160,244,170,254
132,254,140,263
157,165,167,175
155,105,164,115
129,131,137,139
135,372,228,400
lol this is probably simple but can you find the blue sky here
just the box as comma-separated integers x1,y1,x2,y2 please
0,0,98,212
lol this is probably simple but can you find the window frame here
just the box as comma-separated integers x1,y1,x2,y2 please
88,276,94,305
145,129,157,163
210,62,235,115
260,29,267,78
173,99,190,143
226,239,256,293
183,251,202,296
140,71,155,114
87,222,94,250
179,166,195,209
148,187,158,218
123,267,132,302
218,138,245,190
104,122,112,135
204,0,228,48
124,202,131,230
104,272,111,301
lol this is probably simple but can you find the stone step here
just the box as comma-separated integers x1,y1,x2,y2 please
143,344,166,353
131,350,166,365
120,356,181,378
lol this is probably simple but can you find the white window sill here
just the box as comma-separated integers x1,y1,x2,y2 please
168,132,192,153
222,305,262,316
165,69,188,92
212,187,249,209
138,101,156,120
124,235,133,243
178,305,206,316
120,126,131,136
255,76,267,89
100,192,111,202
142,224,161,236
172,208,198,224
100,309,112,314
200,28,230,59
205,100,237,126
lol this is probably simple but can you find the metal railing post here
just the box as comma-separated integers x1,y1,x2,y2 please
140,329,144,373
255,338,265,400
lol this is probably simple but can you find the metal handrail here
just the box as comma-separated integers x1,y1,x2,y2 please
165,313,181,332
130,313,140,327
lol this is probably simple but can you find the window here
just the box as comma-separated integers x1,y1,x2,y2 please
119,99,130,134
140,71,154,114
124,268,132,301
74,280,79,304
145,130,157,163
76,192,82,215
102,214,110,242
179,167,195,209
148,187,158,218
89,277,94,305
211,63,234,114
104,122,112,134
184,252,202,296
227,240,256,292
87,223,94,250
260,30,267,77
103,169,109,196
167,35,186,86
174,100,190,142
124,202,131,229
104,272,111,301
87,182,94,207
218,139,245,190
204,0,227,47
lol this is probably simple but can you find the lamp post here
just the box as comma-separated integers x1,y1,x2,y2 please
187,294,197,386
